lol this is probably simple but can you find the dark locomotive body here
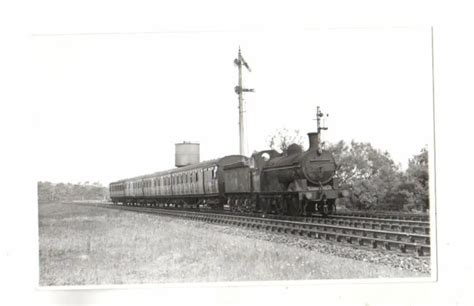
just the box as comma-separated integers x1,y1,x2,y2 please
110,131,340,216
223,132,338,216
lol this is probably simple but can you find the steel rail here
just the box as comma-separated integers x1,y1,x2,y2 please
82,203,430,256
334,211,429,222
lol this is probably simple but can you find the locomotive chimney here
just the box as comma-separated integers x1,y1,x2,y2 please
308,132,320,151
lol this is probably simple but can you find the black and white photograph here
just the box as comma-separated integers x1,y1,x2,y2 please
2,1,474,305
34,27,435,286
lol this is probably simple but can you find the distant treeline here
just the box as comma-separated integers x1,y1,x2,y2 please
38,181,109,203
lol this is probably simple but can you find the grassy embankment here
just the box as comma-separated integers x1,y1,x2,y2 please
38,202,427,286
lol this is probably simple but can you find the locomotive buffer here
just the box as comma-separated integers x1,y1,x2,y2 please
234,47,254,156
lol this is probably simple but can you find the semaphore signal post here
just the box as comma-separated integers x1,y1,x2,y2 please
234,47,254,156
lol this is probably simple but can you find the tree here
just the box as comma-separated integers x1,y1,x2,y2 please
37,181,108,203
267,128,305,154
38,181,54,203
325,140,402,210
401,147,429,211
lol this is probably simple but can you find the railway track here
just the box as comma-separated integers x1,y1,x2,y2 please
78,202,430,257
275,215,430,235
334,211,429,222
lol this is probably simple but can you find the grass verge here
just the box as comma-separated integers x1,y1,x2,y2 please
38,202,428,286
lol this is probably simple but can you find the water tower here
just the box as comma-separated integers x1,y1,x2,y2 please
175,142,200,167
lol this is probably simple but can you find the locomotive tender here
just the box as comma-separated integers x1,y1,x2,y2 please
110,112,341,216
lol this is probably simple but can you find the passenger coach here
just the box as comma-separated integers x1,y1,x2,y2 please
109,155,247,208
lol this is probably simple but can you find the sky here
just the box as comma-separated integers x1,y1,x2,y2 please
32,27,433,185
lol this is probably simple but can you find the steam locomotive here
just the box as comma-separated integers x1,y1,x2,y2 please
110,111,341,216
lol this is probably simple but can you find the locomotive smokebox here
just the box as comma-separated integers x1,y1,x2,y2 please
175,142,200,167
307,132,320,151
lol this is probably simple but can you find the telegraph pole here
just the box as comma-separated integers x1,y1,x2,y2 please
234,47,254,156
